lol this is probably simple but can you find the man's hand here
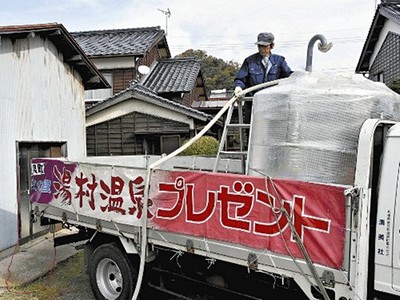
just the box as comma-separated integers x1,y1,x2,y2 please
234,86,243,97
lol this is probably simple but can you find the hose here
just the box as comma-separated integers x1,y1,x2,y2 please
131,79,283,300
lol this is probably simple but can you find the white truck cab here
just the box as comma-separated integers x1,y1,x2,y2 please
374,121,400,296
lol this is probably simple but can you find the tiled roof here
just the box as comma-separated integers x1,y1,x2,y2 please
141,58,201,93
0,23,109,90
86,83,212,122
380,2,400,23
71,26,166,57
192,100,229,109
356,3,400,72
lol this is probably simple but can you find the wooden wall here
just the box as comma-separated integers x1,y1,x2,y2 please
112,69,135,94
87,112,190,156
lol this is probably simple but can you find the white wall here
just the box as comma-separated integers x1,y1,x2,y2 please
0,35,87,251
90,56,135,70
86,98,195,129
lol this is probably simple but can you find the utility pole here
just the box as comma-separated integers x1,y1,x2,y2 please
158,8,171,35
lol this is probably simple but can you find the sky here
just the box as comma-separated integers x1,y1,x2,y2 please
0,0,379,72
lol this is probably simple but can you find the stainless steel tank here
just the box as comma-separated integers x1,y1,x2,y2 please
248,71,400,185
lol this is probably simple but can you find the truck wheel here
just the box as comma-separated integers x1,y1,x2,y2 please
89,243,138,300
84,243,96,274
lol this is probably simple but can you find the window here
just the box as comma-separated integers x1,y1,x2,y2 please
161,135,180,154
85,72,113,101
86,113,189,156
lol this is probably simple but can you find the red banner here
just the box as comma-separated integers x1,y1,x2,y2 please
149,170,346,269
30,159,346,269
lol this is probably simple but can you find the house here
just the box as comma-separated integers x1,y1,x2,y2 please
72,27,210,107
71,26,171,105
0,23,108,254
73,27,217,155
141,57,208,106
192,89,242,150
356,1,400,86
192,89,232,113
85,83,213,156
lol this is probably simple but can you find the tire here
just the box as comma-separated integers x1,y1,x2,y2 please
84,243,96,274
88,243,138,300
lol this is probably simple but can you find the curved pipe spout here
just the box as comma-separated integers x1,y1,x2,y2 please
305,34,333,72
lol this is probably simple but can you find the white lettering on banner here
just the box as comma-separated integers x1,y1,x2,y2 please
31,162,345,269
31,179,52,193
35,164,332,243
156,176,331,242
31,163,45,176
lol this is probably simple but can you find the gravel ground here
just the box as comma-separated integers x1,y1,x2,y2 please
0,251,95,300
0,250,180,300
56,253,95,300
0,248,302,300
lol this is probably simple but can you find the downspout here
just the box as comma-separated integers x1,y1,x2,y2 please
305,34,333,72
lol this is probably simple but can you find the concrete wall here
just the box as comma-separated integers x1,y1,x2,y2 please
0,35,86,251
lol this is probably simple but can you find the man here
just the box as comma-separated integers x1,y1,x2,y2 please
234,32,292,123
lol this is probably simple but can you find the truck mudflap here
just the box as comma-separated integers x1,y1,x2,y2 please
30,158,347,271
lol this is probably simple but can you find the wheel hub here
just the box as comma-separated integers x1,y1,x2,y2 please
96,258,123,299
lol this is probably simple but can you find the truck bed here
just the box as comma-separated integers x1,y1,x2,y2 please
30,157,352,295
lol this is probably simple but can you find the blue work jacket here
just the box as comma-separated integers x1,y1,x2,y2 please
234,53,292,95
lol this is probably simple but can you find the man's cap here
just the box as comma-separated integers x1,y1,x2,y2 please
256,32,274,46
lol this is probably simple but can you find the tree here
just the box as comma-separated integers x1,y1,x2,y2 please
175,49,239,94
389,79,400,94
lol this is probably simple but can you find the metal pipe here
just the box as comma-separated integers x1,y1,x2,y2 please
305,34,333,72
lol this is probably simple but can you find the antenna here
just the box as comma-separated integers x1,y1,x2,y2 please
158,8,171,35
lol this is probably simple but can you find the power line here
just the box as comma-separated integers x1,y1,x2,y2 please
169,37,366,52
167,28,369,40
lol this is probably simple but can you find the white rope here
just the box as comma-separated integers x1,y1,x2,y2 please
248,248,283,289
170,250,184,268
258,170,312,281
265,173,330,300
203,237,210,253
131,80,284,300
202,237,216,269
206,258,216,269
255,269,280,289
225,158,230,173
264,250,280,274
251,167,329,299
339,269,363,300
156,231,169,243
190,156,196,170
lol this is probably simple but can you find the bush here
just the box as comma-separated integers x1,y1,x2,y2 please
180,136,219,156
389,79,400,94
